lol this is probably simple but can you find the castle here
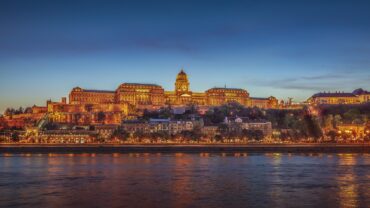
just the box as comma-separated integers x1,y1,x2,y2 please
3,69,280,127
69,69,278,109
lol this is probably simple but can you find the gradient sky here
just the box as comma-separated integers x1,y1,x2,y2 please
1,0,370,113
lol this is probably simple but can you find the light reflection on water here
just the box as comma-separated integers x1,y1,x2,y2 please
0,153,369,208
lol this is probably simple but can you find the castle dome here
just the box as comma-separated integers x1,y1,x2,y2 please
175,69,190,94
176,69,188,81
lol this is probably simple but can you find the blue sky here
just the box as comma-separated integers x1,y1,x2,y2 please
1,0,370,112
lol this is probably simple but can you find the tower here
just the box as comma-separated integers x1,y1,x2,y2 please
175,69,190,95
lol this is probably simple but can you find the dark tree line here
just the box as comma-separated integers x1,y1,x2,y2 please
4,107,32,116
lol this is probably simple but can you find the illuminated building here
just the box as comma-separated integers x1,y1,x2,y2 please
250,96,278,109
116,83,165,107
121,118,203,134
164,69,207,105
206,88,250,106
336,123,368,138
35,130,97,143
67,69,277,109
307,89,370,105
353,88,370,103
70,88,115,104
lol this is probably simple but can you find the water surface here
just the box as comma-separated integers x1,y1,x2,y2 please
0,153,369,208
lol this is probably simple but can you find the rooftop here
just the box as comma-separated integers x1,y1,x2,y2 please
251,97,269,100
312,92,357,98
122,83,161,87
207,87,246,91
353,88,370,95
83,89,115,93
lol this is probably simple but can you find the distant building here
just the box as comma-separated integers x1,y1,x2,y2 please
307,89,370,105
95,124,119,139
34,130,97,143
46,98,129,125
241,122,272,137
122,118,203,135
121,120,150,133
201,126,219,137
336,123,369,138
223,117,273,137
69,88,115,105
250,96,278,109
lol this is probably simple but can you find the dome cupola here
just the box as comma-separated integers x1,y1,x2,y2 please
175,69,190,95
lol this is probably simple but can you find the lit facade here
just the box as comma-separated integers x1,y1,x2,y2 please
307,89,370,105
67,69,278,109
2,69,280,128
116,83,165,107
250,96,279,109
70,88,115,104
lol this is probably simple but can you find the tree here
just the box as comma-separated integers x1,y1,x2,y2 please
333,115,342,128
242,129,264,141
113,128,129,141
4,108,14,116
254,130,264,141
343,109,362,123
214,135,223,142
24,107,33,114
303,115,323,140
327,130,338,142
217,123,229,137
16,107,24,114
11,132,20,143
323,114,334,129
190,126,202,142
133,130,145,142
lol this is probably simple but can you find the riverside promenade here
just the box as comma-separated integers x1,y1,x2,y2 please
1,144,370,153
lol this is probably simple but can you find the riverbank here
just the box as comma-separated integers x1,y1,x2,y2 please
1,144,370,153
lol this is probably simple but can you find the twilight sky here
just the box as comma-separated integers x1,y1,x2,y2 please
1,0,370,112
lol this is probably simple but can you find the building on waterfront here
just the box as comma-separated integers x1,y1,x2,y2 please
307,89,370,105
336,123,369,138
122,118,203,135
201,126,219,137
225,117,273,137
30,129,98,144
241,121,273,137
94,124,119,139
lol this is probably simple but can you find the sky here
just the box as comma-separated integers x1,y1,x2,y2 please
1,0,370,112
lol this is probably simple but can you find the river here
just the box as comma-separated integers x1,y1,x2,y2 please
0,153,369,207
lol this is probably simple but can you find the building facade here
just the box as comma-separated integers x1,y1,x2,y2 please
70,88,115,105
250,96,279,109
67,69,278,109
307,89,370,105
